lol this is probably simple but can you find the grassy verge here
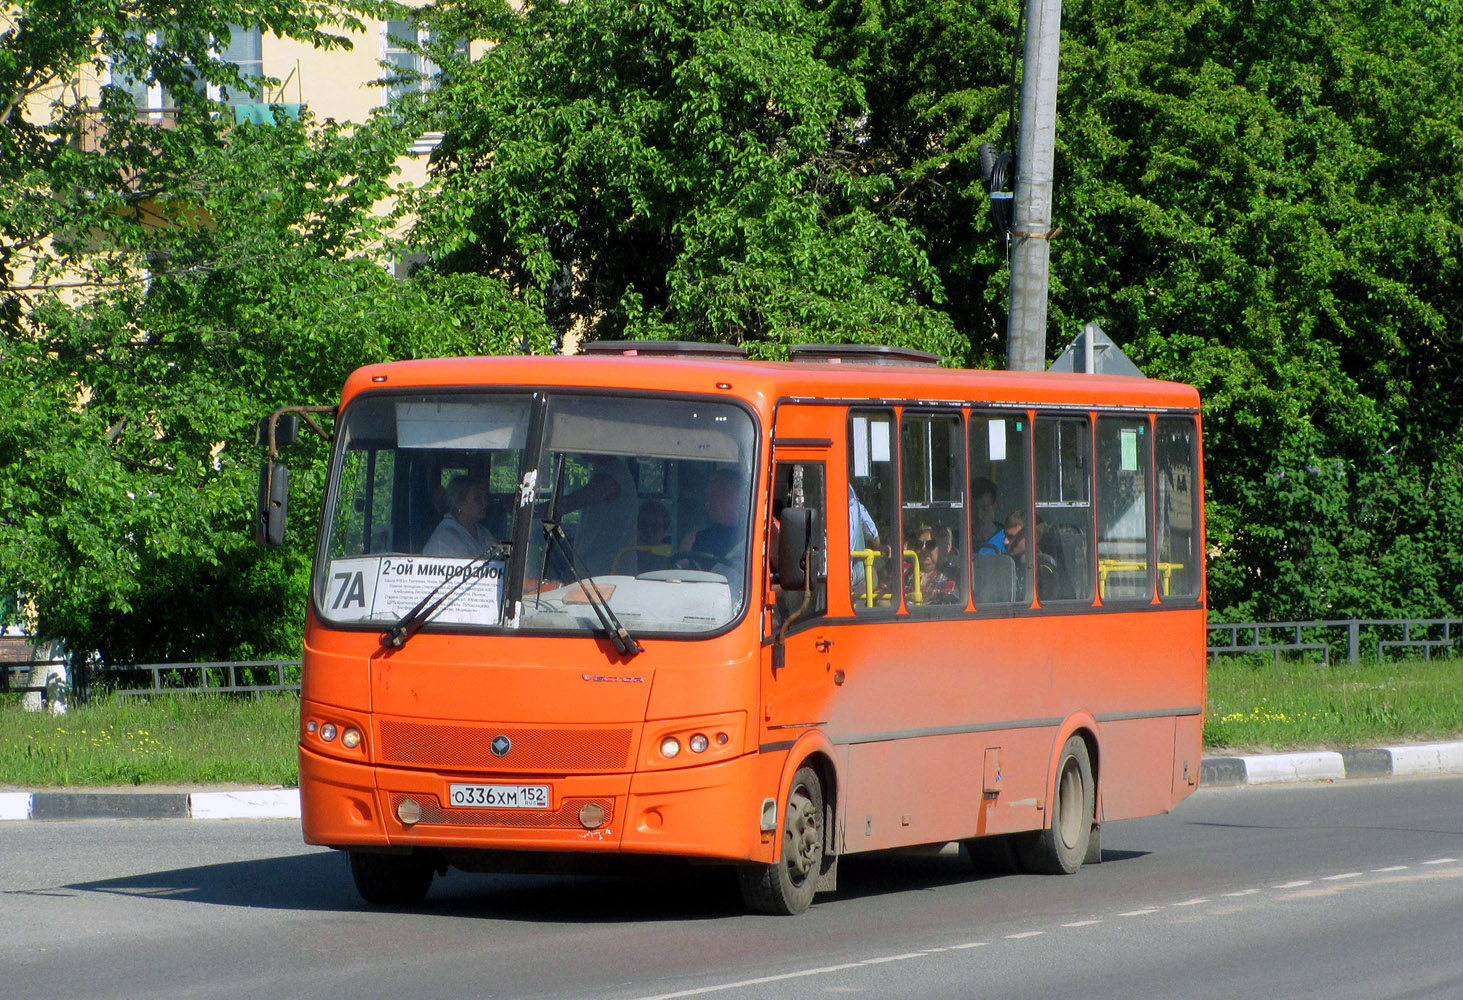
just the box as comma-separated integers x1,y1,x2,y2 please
0,693,298,787
1204,654,1463,752
3,656,1461,786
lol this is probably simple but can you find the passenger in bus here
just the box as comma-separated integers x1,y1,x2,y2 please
423,475,497,558
559,453,638,575
972,478,1006,552
1002,509,1032,592
1002,510,1071,601
904,525,958,605
848,485,884,602
678,468,744,569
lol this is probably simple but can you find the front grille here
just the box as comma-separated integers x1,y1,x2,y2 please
378,720,633,772
392,793,615,829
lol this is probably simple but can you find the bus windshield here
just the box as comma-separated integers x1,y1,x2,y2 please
315,391,757,638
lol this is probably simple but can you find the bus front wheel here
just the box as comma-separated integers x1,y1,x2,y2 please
1017,734,1094,875
738,765,824,915
348,849,434,905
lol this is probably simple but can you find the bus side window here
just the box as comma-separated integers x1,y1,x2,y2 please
849,409,898,612
970,411,1032,609
1096,417,1152,601
1155,417,1202,600
900,412,965,610
1034,415,1094,603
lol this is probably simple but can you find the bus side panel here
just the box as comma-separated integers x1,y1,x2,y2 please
840,731,1049,853
1094,717,1178,822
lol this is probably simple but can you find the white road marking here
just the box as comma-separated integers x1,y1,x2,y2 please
632,855,1459,1000
633,962,871,999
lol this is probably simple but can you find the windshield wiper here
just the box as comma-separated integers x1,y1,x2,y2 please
540,456,642,658
379,547,506,649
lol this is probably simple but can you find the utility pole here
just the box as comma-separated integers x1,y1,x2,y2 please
1006,0,1063,372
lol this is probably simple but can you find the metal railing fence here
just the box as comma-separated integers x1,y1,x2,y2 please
8,619,1460,706
1206,618,1463,664
93,659,302,697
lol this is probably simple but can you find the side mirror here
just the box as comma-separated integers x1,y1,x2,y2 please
256,413,300,451
256,461,289,547
777,507,816,591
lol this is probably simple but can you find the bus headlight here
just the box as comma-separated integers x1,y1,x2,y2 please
341,728,362,749
641,713,745,770
320,723,338,742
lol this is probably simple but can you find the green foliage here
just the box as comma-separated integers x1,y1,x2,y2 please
4,0,1463,660
1,3,551,663
408,0,962,355
1051,0,1463,620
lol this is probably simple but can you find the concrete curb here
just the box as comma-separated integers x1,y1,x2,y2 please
1199,741,1463,788
4,742,1462,820
0,788,300,822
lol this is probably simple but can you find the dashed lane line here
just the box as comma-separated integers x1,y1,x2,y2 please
630,858,1462,1000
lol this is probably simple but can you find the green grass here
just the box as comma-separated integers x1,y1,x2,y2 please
3,657,1462,786
0,693,298,787
1204,654,1463,752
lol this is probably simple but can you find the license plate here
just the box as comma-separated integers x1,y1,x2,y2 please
447,783,550,810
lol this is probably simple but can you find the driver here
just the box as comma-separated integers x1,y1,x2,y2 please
677,468,745,568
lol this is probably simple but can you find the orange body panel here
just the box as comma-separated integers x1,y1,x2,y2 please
298,353,1206,874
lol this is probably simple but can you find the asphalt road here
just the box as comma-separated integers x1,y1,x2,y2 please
3,776,1462,1000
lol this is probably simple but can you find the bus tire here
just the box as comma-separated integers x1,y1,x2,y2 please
738,765,824,915
348,849,434,905
1016,734,1094,875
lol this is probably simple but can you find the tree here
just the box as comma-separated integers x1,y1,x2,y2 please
1051,0,1463,619
0,1,552,664
405,0,963,357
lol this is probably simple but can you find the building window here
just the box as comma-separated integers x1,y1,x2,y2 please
109,25,263,112
383,19,468,104
217,25,264,108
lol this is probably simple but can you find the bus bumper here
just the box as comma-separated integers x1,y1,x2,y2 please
299,744,777,863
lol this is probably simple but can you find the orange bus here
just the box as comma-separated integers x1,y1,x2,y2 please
257,341,1205,914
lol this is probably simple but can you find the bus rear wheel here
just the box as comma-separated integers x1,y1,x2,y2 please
348,849,435,905
738,765,824,915
1016,734,1094,875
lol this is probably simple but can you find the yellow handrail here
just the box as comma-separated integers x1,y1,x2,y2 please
1097,558,1185,598
850,549,878,607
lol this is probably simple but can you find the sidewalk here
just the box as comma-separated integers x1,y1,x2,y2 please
4,741,1463,821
